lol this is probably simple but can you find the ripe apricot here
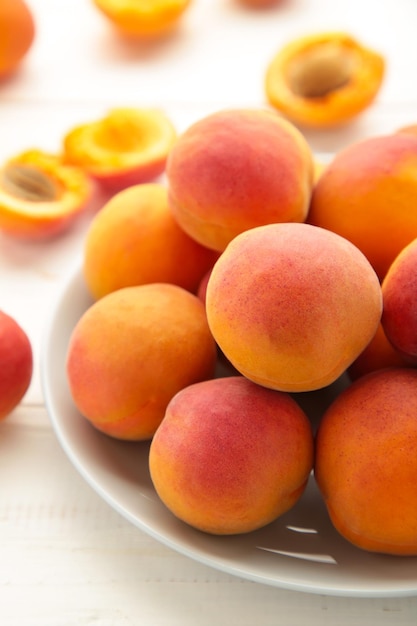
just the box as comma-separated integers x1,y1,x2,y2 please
0,150,93,239
315,368,417,555
308,133,417,280
92,0,192,38
66,283,217,441
63,108,177,192
0,310,33,420
205,223,382,392
166,108,314,252
0,0,35,79
83,183,219,300
149,376,314,535
265,32,385,128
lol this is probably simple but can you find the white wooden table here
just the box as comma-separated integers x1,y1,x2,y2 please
1,1,417,623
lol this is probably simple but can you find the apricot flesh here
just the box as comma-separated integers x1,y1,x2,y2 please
315,368,417,555
205,223,382,392
0,311,33,420
308,133,417,281
63,108,177,192
66,283,217,441
166,108,314,252
149,376,314,535
83,183,219,300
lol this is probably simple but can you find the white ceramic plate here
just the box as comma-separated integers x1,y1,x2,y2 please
41,266,417,598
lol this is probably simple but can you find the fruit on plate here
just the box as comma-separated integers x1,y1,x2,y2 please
205,222,382,392
83,183,218,300
381,238,417,363
149,376,314,535
0,149,93,239
166,108,314,252
66,283,217,441
315,367,417,556
308,132,417,280
265,31,385,128
0,311,33,420
63,108,177,192
0,0,35,79
91,0,192,37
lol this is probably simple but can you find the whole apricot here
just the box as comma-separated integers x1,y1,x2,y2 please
66,283,217,441
308,133,417,280
206,223,382,392
381,238,417,363
83,183,219,300
0,0,35,79
315,368,417,556
166,108,314,252
149,376,314,535
0,311,33,420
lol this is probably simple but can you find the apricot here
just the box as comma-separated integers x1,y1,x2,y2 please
92,0,192,38
0,0,35,79
381,238,417,363
265,32,385,128
308,133,417,281
166,108,314,252
63,108,177,192
66,283,217,441
347,323,410,381
83,183,219,300
0,149,93,239
205,223,382,393
0,311,32,420
149,376,314,535
315,368,417,555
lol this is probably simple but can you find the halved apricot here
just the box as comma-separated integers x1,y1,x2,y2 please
265,32,385,128
0,150,93,239
63,108,177,192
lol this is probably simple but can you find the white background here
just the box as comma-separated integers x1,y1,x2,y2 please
1,0,417,623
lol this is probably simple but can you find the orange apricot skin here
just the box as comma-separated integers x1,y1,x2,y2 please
63,108,177,193
308,133,417,281
83,183,219,300
0,0,35,78
0,311,33,420
149,376,314,535
66,283,217,441
265,32,385,128
166,108,314,252
0,150,94,239
315,368,417,555
92,0,192,37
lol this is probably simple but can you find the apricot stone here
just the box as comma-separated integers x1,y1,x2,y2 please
166,108,314,252
0,311,33,420
66,283,217,441
83,183,219,300
308,133,417,280
205,223,382,392
149,376,314,535
315,368,417,555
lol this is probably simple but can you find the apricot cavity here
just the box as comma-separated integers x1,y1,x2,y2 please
315,368,417,555
205,223,382,392
149,376,314,535
166,108,314,252
66,283,217,441
265,32,385,128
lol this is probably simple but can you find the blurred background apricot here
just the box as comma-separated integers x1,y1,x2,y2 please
0,0,35,79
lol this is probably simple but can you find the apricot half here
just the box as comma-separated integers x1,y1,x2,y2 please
92,0,192,37
149,376,314,535
166,108,314,252
63,108,177,192
315,368,417,555
265,32,385,128
0,150,93,239
205,223,382,392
